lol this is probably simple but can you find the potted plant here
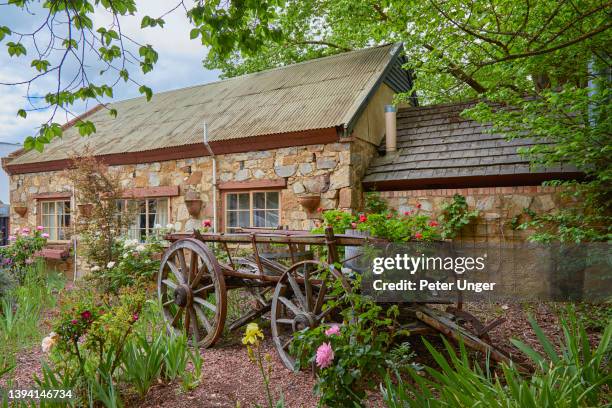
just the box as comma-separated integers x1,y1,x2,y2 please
78,203,94,218
14,204,27,217
298,194,321,213
184,190,203,218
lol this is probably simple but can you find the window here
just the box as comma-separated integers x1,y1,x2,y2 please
225,191,280,232
117,198,169,242
41,200,71,240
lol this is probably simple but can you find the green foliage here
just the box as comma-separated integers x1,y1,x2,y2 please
0,227,48,284
94,236,164,293
381,309,612,407
121,333,166,396
291,279,406,406
437,194,479,239
313,205,442,242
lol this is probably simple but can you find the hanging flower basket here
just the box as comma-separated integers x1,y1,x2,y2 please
14,205,27,217
78,203,94,218
184,191,203,218
298,194,321,212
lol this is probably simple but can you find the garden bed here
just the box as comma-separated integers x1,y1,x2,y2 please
3,297,606,407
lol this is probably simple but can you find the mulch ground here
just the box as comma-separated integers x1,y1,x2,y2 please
2,302,605,407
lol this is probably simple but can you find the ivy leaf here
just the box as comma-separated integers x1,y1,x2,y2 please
139,85,152,101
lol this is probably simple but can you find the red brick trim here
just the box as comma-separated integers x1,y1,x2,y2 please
122,186,179,198
363,173,583,191
5,127,339,175
218,179,287,190
33,192,72,199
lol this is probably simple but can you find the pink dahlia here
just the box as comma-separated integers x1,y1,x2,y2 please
36,225,44,231
315,342,334,369
42,233,50,239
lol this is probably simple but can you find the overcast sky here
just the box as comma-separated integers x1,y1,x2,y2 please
0,1,220,145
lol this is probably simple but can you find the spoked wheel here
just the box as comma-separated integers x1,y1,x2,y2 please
271,260,352,371
158,238,227,347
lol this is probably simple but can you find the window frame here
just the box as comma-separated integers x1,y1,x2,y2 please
116,197,171,242
223,190,281,232
39,199,72,242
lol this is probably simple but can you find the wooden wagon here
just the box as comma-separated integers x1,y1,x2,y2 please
158,227,512,371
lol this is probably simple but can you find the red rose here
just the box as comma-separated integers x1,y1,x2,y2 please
428,220,439,227
81,310,92,320
132,313,139,322
416,203,422,209
359,214,367,222
317,207,323,213
403,211,412,216
202,219,212,228
415,232,423,240
71,319,78,325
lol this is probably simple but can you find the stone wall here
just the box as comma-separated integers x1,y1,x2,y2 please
379,186,568,242
8,141,355,236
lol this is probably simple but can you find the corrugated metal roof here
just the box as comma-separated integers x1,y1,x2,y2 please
363,101,579,186
12,44,404,166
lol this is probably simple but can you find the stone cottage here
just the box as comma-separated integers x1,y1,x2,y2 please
2,44,412,256
2,43,581,275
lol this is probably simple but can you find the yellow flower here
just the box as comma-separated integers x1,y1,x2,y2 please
242,322,264,345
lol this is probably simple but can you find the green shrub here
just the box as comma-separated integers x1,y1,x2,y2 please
381,310,611,407
291,279,407,406
0,226,48,284
438,194,479,239
89,236,164,293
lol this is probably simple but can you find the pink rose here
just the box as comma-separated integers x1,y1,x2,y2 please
71,319,78,325
132,313,139,322
325,324,340,336
42,233,50,239
36,225,44,231
8,235,16,241
316,207,323,213
403,211,412,216
315,342,334,369
350,222,357,229
81,310,92,320
202,219,212,228
21,227,30,234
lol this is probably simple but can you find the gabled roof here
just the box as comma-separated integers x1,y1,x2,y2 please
363,101,581,190
7,44,411,174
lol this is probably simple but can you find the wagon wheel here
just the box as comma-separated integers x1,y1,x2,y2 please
158,238,227,347
226,258,276,332
271,260,352,371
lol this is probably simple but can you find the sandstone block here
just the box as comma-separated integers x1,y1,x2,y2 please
316,158,337,170
274,164,297,178
235,169,250,181
292,182,306,194
299,163,313,175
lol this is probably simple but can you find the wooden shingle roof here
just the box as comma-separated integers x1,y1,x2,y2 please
363,101,581,190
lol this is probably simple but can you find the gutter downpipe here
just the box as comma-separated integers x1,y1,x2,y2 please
203,122,217,233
